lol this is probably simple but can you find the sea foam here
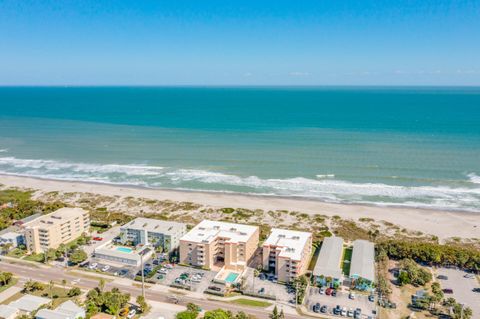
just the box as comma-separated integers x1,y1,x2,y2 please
1,156,479,212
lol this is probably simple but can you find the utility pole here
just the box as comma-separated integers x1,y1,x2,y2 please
141,250,145,298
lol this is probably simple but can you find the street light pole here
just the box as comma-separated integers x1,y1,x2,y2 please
141,249,145,298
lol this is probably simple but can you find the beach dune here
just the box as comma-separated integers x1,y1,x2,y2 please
0,174,478,241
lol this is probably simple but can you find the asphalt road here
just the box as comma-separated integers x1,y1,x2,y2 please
0,261,304,319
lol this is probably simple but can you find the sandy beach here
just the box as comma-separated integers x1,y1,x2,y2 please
0,174,479,241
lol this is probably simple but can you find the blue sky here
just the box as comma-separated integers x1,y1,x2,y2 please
1,0,479,85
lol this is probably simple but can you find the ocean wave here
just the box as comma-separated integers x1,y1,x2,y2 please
0,149,8,153
316,174,335,179
467,173,480,184
1,156,479,212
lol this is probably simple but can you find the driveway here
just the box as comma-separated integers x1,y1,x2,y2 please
435,268,480,317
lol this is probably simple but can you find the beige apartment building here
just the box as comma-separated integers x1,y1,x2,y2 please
262,228,312,283
179,220,259,271
23,207,90,254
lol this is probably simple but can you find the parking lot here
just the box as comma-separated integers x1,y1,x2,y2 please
81,260,137,278
305,287,377,318
436,268,480,317
154,264,217,293
243,268,295,303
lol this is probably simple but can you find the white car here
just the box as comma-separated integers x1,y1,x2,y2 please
341,307,347,316
347,309,354,317
71,279,80,284
102,265,110,272
89,263,98,269
127,309,136,319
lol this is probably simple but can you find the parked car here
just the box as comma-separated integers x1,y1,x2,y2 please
464,273,475,279
119,269,129,276
127,309,136,319
92,237,103,241
208,286,221,292
259,273,267,280
258,287,265,294
326,288,333,295
333,305,342,315
472,288,480,293
89,262,98,269
437,275,448,280
347,309,354,317
164,264,173,269
102,265,110,272
319,287,326,294
368,294,375,302
354,308,362,319
341,307,347,316
349,292,356,299
443,289,453,294
320,305,328,313
332,289,337,297
313,303,321,313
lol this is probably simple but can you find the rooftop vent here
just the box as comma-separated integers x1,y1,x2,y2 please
292,236,300,240
278,234,286,238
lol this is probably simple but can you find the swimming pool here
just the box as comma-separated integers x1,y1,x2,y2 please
116,247,133,253
225,272,239,283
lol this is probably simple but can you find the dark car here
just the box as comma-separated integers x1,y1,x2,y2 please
259,273,267,280
354,308,362,319
443,289,453,294
368,294,375,302
312,303,321,313
473,288,480,293
333,305,342,315
320,305,328,313
437,275,448,280
332,289,337,297
208,286,221,291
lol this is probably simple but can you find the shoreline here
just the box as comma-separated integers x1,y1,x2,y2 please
1,174,479,241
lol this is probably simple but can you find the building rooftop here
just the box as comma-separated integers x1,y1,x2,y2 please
121,217,185,234
0,304,19,319
180,220,258,244
0,232,23,240
350,239,375,282
313,236,344,279
23,208,88,229
9,294,50,313
36,300,84,319
90,314,114,319
263,228,312,261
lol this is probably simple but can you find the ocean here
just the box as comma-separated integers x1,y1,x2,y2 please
0,86,479,212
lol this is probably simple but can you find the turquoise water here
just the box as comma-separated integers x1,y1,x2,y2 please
0,87,479,212
225,272,239,283
116,247,133,253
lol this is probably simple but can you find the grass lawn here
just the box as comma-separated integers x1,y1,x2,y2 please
24,253,46,263
7,248,27,258
341,247,353,276
30,286,71,308
0,291,23,305
229,298,271,308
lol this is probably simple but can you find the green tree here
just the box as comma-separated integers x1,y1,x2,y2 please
203,309,232,319
23,280,45,293
0,272,13,286
67,287,82,297
270,305,279,319
136,295,150,314
69,249,87,264
176,311,198,319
